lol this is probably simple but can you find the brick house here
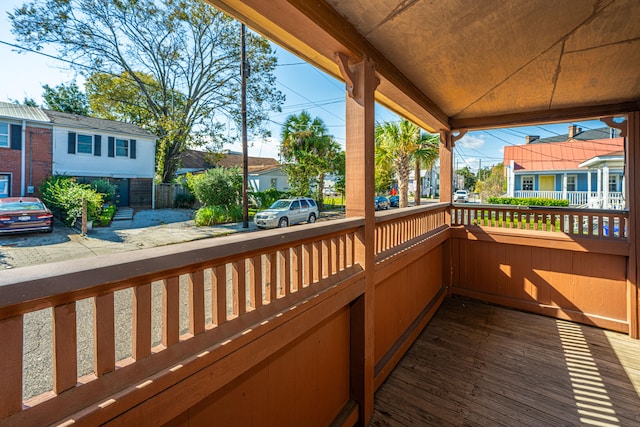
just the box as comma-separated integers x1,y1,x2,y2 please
0,102,156,208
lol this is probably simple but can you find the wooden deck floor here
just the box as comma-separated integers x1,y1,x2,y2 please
371,297,640,426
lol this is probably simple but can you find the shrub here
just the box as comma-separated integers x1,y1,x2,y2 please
174,192,196,208
193,206,235,226
40,175,104,226
188,168,242,209
487,197,570,207
250,188,290,209
97,204,117,226
90,179,117,202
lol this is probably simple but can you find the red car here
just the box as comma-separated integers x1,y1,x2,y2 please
0,197,54,234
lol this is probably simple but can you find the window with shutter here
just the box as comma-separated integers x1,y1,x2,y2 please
10,124,22,150
0,123,8,148
94,135,102,156
116,139,129,157
77,134,93,154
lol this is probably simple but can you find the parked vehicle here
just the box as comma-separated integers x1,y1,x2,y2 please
389,195,399,207
374,196,390,211
0,197,54,234
254,197,319,229
453,190,469,203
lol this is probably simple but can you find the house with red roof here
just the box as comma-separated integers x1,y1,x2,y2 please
504,125,625,209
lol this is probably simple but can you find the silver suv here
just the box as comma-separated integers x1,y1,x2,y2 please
254,197,319,229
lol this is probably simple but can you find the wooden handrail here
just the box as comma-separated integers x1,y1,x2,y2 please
451,204,628,240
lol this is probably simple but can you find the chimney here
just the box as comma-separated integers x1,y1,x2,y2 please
568,125,581,138
525,135,539,144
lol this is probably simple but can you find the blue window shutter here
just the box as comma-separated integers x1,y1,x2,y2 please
67,132,76,154
108,137,115,157
94,135,102,156
130,139,136,159
10,124,22,150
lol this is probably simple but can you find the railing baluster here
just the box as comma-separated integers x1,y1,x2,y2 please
251,255,263,307
237,259,247,315
94,293,115,376
53,303,77,395
280,249,290,297
303,243,313,286
331,237,338,275
132,283,151,360
0,315,23,418
347,233,354,268
292,245,302,292
268,252,278,302
214,266,227,326
162,276,180,348
188,271,205,336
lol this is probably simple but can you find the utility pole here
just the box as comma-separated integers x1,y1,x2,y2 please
241,23,249,229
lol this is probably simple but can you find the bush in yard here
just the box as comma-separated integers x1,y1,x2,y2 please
194,205,242,226
487,197,569,207
97,204,117,226
90,179,117,202
188,168,242,209
40,175,103,226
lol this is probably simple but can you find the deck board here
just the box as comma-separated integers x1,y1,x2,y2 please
371,298,640,426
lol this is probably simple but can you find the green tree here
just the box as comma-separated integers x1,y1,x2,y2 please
456,166,477,191
375,119,429,208
280,111,341,208
475,163,506,202
411,133,440,205
42,82,90,115
10,0,284,182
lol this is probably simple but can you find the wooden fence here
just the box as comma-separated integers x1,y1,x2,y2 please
155,183,190,209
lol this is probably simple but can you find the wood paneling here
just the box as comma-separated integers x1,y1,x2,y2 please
372,298,640,426
178,308,351,427
452,230,629,332
375,246,444,364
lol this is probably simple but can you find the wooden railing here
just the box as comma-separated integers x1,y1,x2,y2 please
0,218,364,425
374,203,448,260
452,204,629,239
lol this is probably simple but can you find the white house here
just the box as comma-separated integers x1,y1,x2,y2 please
47,110,156,208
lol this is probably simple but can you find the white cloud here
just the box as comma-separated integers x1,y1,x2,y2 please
458,135,486,149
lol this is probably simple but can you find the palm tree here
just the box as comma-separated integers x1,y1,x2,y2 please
375,119,437,208
412,133,440,205
280,111,340,207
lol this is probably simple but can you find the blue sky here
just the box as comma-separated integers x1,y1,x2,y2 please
0,0,606,172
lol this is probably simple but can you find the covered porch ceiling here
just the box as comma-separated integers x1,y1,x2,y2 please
207,0,640,133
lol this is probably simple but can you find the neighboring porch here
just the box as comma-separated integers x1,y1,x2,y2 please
514,190,625,209
372,297,640,426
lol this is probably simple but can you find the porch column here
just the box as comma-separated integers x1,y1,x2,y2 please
603,166,610,209
339,53,378,423
587,170,592,205
562,173,568,201
597,168,602,199
625,112,639,339
439,131,453,223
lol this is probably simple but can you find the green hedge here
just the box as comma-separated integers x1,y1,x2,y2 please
487,197,569,207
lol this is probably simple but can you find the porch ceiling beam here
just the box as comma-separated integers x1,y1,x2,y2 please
450,101,640,132
205,0,450,133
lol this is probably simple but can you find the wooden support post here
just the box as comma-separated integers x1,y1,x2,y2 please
625,112,639,338
440,131,454,295
339,53,378,425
